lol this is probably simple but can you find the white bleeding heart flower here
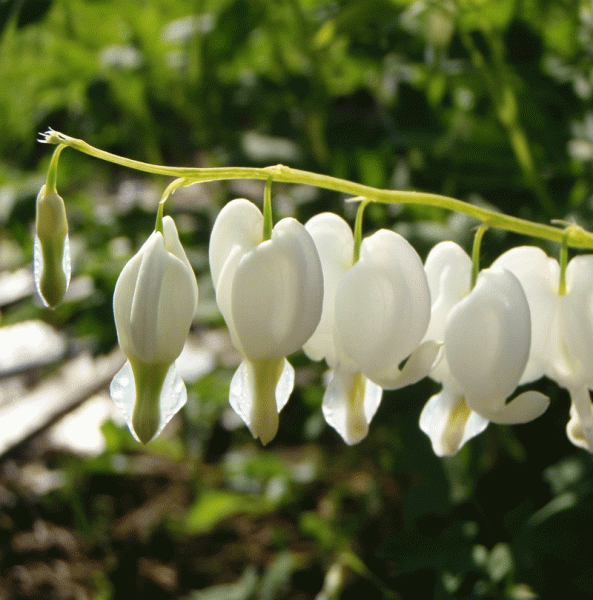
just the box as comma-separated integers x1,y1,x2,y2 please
110,216,198,443
209,199,323,445
420,242,489,456
34,185,71,309
493,246,593,451
304,213,438,445
420,242,549,456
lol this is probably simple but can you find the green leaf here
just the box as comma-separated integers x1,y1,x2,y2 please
184,490,260,534
458,0,516,31
0,0,19,34
16,0,53,28
184,566,259,600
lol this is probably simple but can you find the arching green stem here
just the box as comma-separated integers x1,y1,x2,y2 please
39,129,593,251
46,144,67,193
353,198,370,263
263,175,273,241
471,225,488,289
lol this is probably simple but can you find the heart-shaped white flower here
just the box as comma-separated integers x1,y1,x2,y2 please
210,199,323,444
304,213,438,445
420,242,549,456
493,246,593,451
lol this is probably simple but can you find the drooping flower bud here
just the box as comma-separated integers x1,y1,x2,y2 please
33,185,71,308
110,216,198,443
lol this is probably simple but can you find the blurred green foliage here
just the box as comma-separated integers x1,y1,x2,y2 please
2,0,593,598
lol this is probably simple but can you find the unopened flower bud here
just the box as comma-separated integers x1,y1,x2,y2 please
34,185,70,308
110,216,198,443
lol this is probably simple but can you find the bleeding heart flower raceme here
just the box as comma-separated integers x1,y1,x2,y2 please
110,216,198,443
209,198,323,445
420,242,549,456
303,213,439,445
492,247,593,451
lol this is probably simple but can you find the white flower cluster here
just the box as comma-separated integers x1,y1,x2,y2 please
206,202,553,454
39,193,593,453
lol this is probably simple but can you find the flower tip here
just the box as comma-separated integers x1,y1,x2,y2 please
38,128,67,145
419,390,489,456
129,362,172,443
132,414,159,444
254,418,279,446
567,399,593,452
110,360,187,444
229,359,294,445
321,371,382,445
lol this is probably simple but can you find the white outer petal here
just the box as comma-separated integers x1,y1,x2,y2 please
334,229,431,381
423,241,472,383
492,246,559,384
560,256,593,387
231,218,323,360
370,340,441,390
475,390,549,424
209,199,264,354
162,216,199,312
303,213,354,366
419,387,489,456
113,231,197,364
322,370,383,445
424,242,472,321
209,199,263,288
445,267,531,414
113,242,144,359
